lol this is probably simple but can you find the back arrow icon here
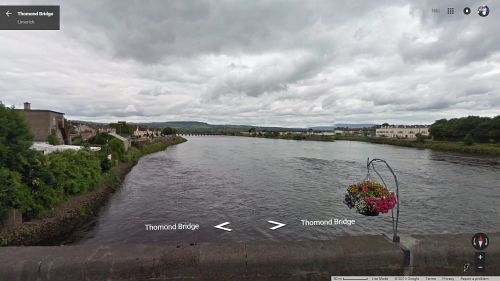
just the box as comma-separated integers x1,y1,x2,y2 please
6,11,12,17
214,222,232,232
268,220,286,230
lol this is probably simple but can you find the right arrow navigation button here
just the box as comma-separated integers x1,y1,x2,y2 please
268,220,286,230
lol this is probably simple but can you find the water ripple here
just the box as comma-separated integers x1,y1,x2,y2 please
79,136,500,244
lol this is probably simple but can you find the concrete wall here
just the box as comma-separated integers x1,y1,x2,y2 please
18,110,51,141
0,233,497,280
17,110,65,144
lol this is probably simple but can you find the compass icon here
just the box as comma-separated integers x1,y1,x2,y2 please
472,233,489,250
478,5,490,17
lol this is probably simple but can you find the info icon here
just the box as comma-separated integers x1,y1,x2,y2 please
472,233,489,250
463,7,471,15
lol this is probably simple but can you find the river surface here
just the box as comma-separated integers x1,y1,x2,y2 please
79,136,500,244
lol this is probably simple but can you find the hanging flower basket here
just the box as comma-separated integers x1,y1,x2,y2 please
343,179,397,216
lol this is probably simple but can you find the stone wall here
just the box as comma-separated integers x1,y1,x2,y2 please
0,233,497,280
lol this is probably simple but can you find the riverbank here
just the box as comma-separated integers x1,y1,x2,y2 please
234,133,500,156
1,233,497,280
0,136,187,246
335,136,500,156
232,132,500,156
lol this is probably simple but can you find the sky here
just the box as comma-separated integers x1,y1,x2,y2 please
1,0,499,127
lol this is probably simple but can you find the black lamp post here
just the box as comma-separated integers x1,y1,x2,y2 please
366,158,400,243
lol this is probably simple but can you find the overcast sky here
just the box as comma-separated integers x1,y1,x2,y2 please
1,0,499,127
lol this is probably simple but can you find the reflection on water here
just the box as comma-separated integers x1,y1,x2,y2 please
80,136,500,244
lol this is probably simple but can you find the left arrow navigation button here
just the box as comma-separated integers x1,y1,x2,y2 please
5,11,12,17
214,222,232,232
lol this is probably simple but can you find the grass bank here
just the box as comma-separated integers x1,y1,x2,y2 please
0,136,187,246
335,136,500,156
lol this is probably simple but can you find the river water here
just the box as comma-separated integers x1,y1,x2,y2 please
79,136,500,244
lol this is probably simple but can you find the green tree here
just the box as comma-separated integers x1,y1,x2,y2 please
109,138,125,160
0,167,35,219
0,104,107,220
46,150,102,195
429,119,448,140
415,133,426,143
109,122,134,136
162,127,177,135
430,116,500,142
0,104,35,173
88,132,113,145
489,116,500,142
463,133,474,146
48,130,58,145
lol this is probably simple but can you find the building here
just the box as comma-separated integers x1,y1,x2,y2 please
334,128,371,136
133,126,162,138
334,129,345,135
316,131,336,136
31,143,101,155
97,125,116,134
376,125,430,139
16,102,70,145
109,132,131,151
75,124,97,134
134,126,148,138
72,124,97,140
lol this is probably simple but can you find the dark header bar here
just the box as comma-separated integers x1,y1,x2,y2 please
0,5,60,30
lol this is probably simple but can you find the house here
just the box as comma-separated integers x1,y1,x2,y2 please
333,128,365,136
16,102,70,145
134,126,150,138
73,124,97,140
109,132,131,151
279,131,303,135
97,126,116,134
80,132,95,140
133,126,162,138
376,125,430,139
304,130,336,136
334,130,345,135
75,124,97,134
317,131,336,136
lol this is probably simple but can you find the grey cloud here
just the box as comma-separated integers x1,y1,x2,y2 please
0,0,498,127
208,52,326,98
138,87,172,96
67,0,397,63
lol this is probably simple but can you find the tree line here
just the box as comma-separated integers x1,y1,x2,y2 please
430,115,500,143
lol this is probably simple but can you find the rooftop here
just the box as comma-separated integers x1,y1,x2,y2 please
379,125,430,128
16,109,65,115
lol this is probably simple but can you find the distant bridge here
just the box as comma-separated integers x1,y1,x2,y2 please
178,133,224,136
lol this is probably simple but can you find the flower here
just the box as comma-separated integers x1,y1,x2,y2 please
343,179,397,216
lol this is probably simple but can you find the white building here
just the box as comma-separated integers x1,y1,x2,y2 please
31,143,101,155
376,125,430,139
133,126,162,138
